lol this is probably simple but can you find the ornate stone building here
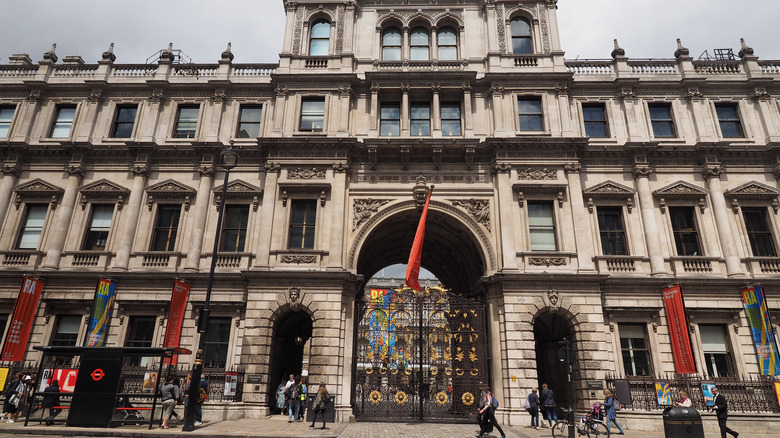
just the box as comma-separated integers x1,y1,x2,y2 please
0,0,779,429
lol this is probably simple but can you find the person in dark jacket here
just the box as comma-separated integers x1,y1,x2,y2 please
527,387,540,429
710,387,738,438
539,383,558,428
41,379,61,425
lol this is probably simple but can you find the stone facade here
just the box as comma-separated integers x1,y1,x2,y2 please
0,0,779,428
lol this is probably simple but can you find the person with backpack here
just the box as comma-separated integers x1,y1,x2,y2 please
603,389,625,435
476,385,505,438
194,377,208,426
308,382,330,430
540,383,558,429
287,375,302,422
527,387,540,429
298,376,308,422
1,373,24,423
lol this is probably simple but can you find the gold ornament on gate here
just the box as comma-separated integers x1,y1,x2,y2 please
369,390,382,404
395,391,408,405
435,391,448,406
462,392,475,406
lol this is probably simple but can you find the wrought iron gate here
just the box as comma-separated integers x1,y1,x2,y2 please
353,286,488,422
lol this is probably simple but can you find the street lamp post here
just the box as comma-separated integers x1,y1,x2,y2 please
183,146,238,431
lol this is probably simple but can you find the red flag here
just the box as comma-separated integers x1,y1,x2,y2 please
406,186,434,290
2,276,45,362
662,285,697,374
163,279,191,365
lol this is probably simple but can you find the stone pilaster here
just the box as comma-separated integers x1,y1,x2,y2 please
253,162,281,269
494,164,518,270
184,159,215,272
112,158,149,270
633,163,666,275
42,158,85,270
564,162,595,272
0,158,21,226
703,163,744,276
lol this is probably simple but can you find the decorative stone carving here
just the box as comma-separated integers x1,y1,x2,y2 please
653,181,709,213
149,89,164,103
495,3,506,53
518,168,557,180
213,180,263,211
702,165,724,179
632,165,653,179
333,162,351,173
288,168,326,180
538,4,551,53
264,162,281,173
289,287,300,303
102,43,116,62
547,289,560,310
79,179,130,210
724,181,780,213
353,198,390,231
754,88,771,101
13,179,64,210
619,88,636,100
412,175,431,210
281,255,317,264
687,88,704,100
145,179,197,211
26,89,42,101
491,163,511,174
582,181,637,213
87,89,103,103
529,257,566,267
451,199,491,231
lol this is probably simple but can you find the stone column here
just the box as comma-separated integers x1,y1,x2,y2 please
494,164,518,270
183,159,215,272
0,158,21,225
112,158,149,270
463,85,474,136
486,292,505,409
272,87,287,134
431,85,441,137
703,164,744,276
633,164,666,275
328,164,348,269
491,86,504,134
401,85,410,136
42,158,85,270
253,162,280,268
564,163,595,272
369,83,379,133
337,87,350,135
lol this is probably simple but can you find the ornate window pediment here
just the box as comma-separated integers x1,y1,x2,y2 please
212,179,263,211
724,181,780,213
583,180,636,213
512,182,567,208
13,178,64,210
278,182,331,207
79,179,130,210
145,179,197,211
653,181,708,213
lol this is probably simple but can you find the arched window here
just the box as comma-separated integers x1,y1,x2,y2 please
382,27,402,60
410,27,430,60
437,26,457,60
309,19,331,56
510,17,532,54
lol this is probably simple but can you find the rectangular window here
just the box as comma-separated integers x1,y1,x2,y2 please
202,317,231,368
300,98,325,132
620,324,652,376
0,106,15,138
289,199,317,249
17,204,47,250
440,103,461,136
743,207,777,257
715,103,744,138
50,315,81,346
111,105,138,138
50,105,77,138
597,206,627,255
528,201,556,251
125,316,156,366
151,205,181,251
83,204,114,251
648,103,676,138
220,206,249,252
700,325,733,378
236,105,263,138
670,207,701,256
583,103,609,138
410,103,431,136
0,314,8,341
518,97,543,131
380,103,400,136
174,105,199,138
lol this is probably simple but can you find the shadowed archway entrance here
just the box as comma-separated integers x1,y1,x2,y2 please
268,311,312,412
352,206,491,422
534,311,575,411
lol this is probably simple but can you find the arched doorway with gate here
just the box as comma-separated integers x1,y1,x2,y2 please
267,310,313,413
349,200,495,422
534,310,576,411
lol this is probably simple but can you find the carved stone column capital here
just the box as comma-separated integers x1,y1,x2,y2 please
564,162,582,174
264,162,281,173
702,165,724,179
632,165,652,179
491,163,511,174
198,163,215,176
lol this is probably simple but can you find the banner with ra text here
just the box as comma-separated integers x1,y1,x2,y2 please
662,285,697,374
163,279,190,365
741,285,780,375
1,276,45,361
84,277,117,347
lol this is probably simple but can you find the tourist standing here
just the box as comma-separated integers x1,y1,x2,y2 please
308,382,330,430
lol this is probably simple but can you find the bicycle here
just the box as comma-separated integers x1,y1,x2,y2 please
552,407,610,437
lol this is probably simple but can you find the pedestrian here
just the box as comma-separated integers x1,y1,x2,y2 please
1,373,24,423
194,377,208,426
41,379,61,425
170,377,182,422
527,387,540,429
602,389,625,435
282,374,295,415
540,383,558,428
18,375,33,418
676,390,692,408
308,382,330,430
476,385,505,438
710,387,738,438
288,375,302,422
160,377,179,429
276,378,286,414
298,376,308,422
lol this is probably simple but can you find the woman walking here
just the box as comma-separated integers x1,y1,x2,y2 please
1,373,24,423
603,389,625,435
308,382,330,430
476,385,505,438
527,387,540,429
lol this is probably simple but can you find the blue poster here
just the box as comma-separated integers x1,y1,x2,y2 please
85,278,116,347
741,285,780,375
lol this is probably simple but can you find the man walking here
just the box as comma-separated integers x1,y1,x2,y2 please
710,387,738,438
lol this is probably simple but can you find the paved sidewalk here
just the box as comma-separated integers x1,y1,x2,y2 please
0,415,775,438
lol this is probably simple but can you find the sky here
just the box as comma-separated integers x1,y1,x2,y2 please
1,0,778,65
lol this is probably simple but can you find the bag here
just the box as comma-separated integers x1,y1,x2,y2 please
614,398,621,411
523,396,530,410
323,394,331,405
490,392,499,409
7,393,20,407
198,387,207,403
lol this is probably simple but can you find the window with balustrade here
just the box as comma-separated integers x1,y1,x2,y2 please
220,205,249,252
510,17,532,54
437,27,458,60
597,206,627,255
289,199,317,250
380,102,400,136
669,207,702,256
151,205,182,252
83,204,114,251
309,19,331,56
410,27,430,61
16,204,48,250
382,27,402,61
742,207,777,257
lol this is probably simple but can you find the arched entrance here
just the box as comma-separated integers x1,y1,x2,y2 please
351,204,492,422
268,310,312,412
534,311,575,410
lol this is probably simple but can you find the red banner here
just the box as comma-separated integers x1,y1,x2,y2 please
406,186,433,291
1,277,45,362
163,279,190,365
662,285,697,374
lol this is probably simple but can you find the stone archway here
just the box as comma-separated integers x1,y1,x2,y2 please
533,307,577,411
267,310,313,413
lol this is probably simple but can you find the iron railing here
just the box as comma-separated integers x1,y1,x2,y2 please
606,374,780,413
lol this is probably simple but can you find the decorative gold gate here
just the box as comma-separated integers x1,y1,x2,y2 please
353,286,488,422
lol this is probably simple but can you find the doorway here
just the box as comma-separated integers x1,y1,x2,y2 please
534,311,575,410
268,311,312,412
